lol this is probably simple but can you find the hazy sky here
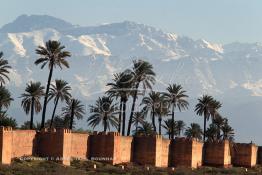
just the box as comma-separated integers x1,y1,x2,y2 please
1,0,262,44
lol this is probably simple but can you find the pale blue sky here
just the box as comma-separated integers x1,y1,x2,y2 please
1,0,262,44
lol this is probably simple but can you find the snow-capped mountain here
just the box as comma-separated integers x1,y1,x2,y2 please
1,15,262,143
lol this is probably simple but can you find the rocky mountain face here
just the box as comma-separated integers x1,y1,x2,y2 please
1,15,262,143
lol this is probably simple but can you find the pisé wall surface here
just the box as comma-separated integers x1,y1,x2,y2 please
0,127,89,166
1,127,262,168
88,132,133,165
133,135,170,167
257,146,262,164
170,137,203,168
232,143,258,167
205,140,231,167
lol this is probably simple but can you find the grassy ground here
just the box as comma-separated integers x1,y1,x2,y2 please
0,158,262,175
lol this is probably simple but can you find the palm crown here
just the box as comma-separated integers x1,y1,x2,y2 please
0,52,11,86
48,79,71,103
0,86,13,113
35,40,71,69
185,123,203,140
21,82,45,114
88,96,118,132
62,98,85,129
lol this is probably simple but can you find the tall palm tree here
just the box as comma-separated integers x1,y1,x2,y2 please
164,84,189,139
0,86,13,114
131,111,146,133
20,82,44,129
62,98,85,130
0,52,11,86
88,96,118,132
48,79,71,128
194,95,221,142
134,121,154,136
185,123,203,140
175,120,186,136
141,91,162,132
35,40,71,129
127,59,156,136
107,70,133,135
155,96,169,135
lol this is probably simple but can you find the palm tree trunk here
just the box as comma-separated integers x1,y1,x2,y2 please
203,115,207,164
203,115,207,142
49,97,59,129
103,113,107,132
69,100,75,130
30,98,35,129
122,101,127,136
152,107,156,132
118,100,123,133
127,82,140,136
41,62,54,129
171,104,175,139
158,117,162,135
135,121,138,133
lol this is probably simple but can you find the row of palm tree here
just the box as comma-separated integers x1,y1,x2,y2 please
88,58,234,142
0,41,85,130
0,40,234,143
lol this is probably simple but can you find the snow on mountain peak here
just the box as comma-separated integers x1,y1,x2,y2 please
0,14,73,33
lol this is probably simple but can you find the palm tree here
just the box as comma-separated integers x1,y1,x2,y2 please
131,111,146,133
20,82,45,129
185,123,203,140
221,119,234,141
88,96,118,132
35,40,71,129
127,59,156,136
0,113,17,128
162,119,177,139
176,120,186,136
0,52,11,86
0,86,13,114
45,115,68,129
62,98,85,130
212,114,225,139
134,122,154,136
195,95,221,142
141,91,162,132
155,96,169,135
48,79,71,129
164,84,189,139
107,70,133,135
206,123,219,141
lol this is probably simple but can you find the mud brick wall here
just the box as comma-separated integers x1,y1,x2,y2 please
0,127,13,164
118,136,133,164
11,130,37,158
257,146,262,164
133,135,170,167
89,132,133,165
205,140,231,167
170,137,203,168
37,128,72,165
232,143,258,167
70,133,89,159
